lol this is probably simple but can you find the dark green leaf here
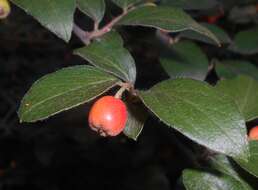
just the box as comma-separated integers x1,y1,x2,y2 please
11,0,76,42
210,155,241,178
140,79,249,161
77,0,105,23
123,101,148,140
183,169,252,190
74,32,136,84
18,66,118,122
180,23,231,45
235,140,258,178
160,0,218,10
209,155,253,189
215,60,258,80
118,6,220,45
111,0,142,9
229,28,258,55
160,41,209,80
216,75,258,121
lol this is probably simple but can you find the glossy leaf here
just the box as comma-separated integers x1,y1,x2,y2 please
18,66,118,122
11,0,76,42
111,0,142,9
123,102,148,140
74,32,136,84
216,76,258,121
160,0,218,10
180,23,231,45
118,6,220,45
229,28,258,55
140,79,249,161
160,41,209,80
215,60,258,80
236,140,258,178
210,155,240,177
209,155,253,189
77,0,105,22
183,169,252,190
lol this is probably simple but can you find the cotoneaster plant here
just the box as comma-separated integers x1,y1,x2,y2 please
9,0,258,189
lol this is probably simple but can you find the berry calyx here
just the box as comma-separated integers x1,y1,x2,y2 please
88,96,127,137
249,126,258,141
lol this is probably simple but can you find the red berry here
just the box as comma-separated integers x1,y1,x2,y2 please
249,126,258,141
88,96,127,137
207,15,219,24
202,10,224,24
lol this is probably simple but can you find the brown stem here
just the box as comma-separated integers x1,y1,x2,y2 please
90,11,127,39
72,24,91,45
73,6,133,45
114,82,134,99
115,86,127,99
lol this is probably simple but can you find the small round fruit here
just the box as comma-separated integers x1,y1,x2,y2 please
249,126,258,141
88,96,127,137
0,0,10,19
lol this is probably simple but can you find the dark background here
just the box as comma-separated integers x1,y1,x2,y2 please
1,1,258,190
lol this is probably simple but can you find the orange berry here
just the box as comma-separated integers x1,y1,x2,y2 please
249,126,258,140
88,96,127,137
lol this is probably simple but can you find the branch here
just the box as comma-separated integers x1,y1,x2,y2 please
73,8,129,45
72,24,91,45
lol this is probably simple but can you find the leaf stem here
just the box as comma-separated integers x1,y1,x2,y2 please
94,21,99,31
115,82,132,99
115,86,127,99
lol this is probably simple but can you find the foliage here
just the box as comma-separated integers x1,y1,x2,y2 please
7,0,258,189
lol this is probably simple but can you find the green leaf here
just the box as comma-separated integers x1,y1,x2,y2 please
209,155,253,189
74,32,136,84
210,155,241,177
77,0,105,23
160,41,209,80
229,28,258,55
183,169,252,190
140,79,249,161
118,6,220,45
180,23,231,45
18,66,118,122
111,0,141,9
235,140,258,178
160,0,218,10
123,101,148,140
11,0,76,42
216,75,258,121
215,60,258,80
